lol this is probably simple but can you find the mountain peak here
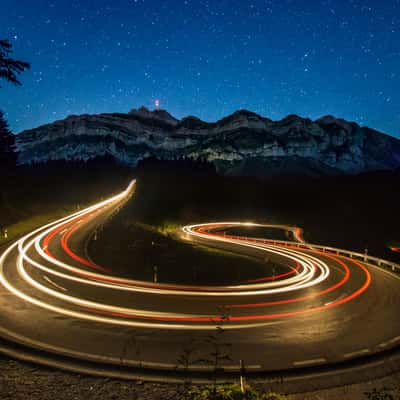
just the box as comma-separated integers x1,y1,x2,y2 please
128,106,178,125
280,114,311,123
316,115,359,133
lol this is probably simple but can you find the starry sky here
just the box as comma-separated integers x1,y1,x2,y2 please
0,0,399,137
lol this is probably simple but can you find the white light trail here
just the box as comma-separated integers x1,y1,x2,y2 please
0,179,360,331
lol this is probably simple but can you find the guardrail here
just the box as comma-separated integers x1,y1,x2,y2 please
223,234,400,275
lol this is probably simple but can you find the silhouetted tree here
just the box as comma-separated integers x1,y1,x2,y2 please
0,39,30,87
0,110,15,165
0,39,30,166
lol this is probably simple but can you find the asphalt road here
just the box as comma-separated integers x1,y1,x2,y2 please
1,179,400,378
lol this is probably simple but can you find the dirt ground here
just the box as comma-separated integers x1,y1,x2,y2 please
1,354,400,400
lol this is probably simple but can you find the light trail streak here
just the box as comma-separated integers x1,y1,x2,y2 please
0,180,372,330
26,211,328,295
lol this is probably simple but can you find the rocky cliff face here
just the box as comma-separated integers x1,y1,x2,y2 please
15,107,400,177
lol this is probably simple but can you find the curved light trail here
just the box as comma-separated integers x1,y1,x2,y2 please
0,179,374,331
1,178,400,378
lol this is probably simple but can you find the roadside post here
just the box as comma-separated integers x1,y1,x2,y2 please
240,359,246,393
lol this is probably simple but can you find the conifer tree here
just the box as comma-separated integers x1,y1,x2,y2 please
0,110,15,165
0,39,30,165
0,39,30,87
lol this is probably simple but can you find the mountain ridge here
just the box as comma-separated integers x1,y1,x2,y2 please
15,107,400,177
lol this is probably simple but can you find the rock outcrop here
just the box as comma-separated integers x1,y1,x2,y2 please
15,107,400,177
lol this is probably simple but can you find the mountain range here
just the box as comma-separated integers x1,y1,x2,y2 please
15,107,400,177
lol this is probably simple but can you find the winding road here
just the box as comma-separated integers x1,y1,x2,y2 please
1,179,400,382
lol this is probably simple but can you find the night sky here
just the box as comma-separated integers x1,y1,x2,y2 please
1,0,399,137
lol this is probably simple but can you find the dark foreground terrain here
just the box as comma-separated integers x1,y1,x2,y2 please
0,158,132,244
2,352,400,400
1,157,400,399
92,158,400,270
3,157,399,265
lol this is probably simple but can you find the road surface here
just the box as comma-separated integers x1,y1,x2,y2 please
1,179,400,380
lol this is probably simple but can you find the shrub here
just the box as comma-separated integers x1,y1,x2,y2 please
188,384,288,400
